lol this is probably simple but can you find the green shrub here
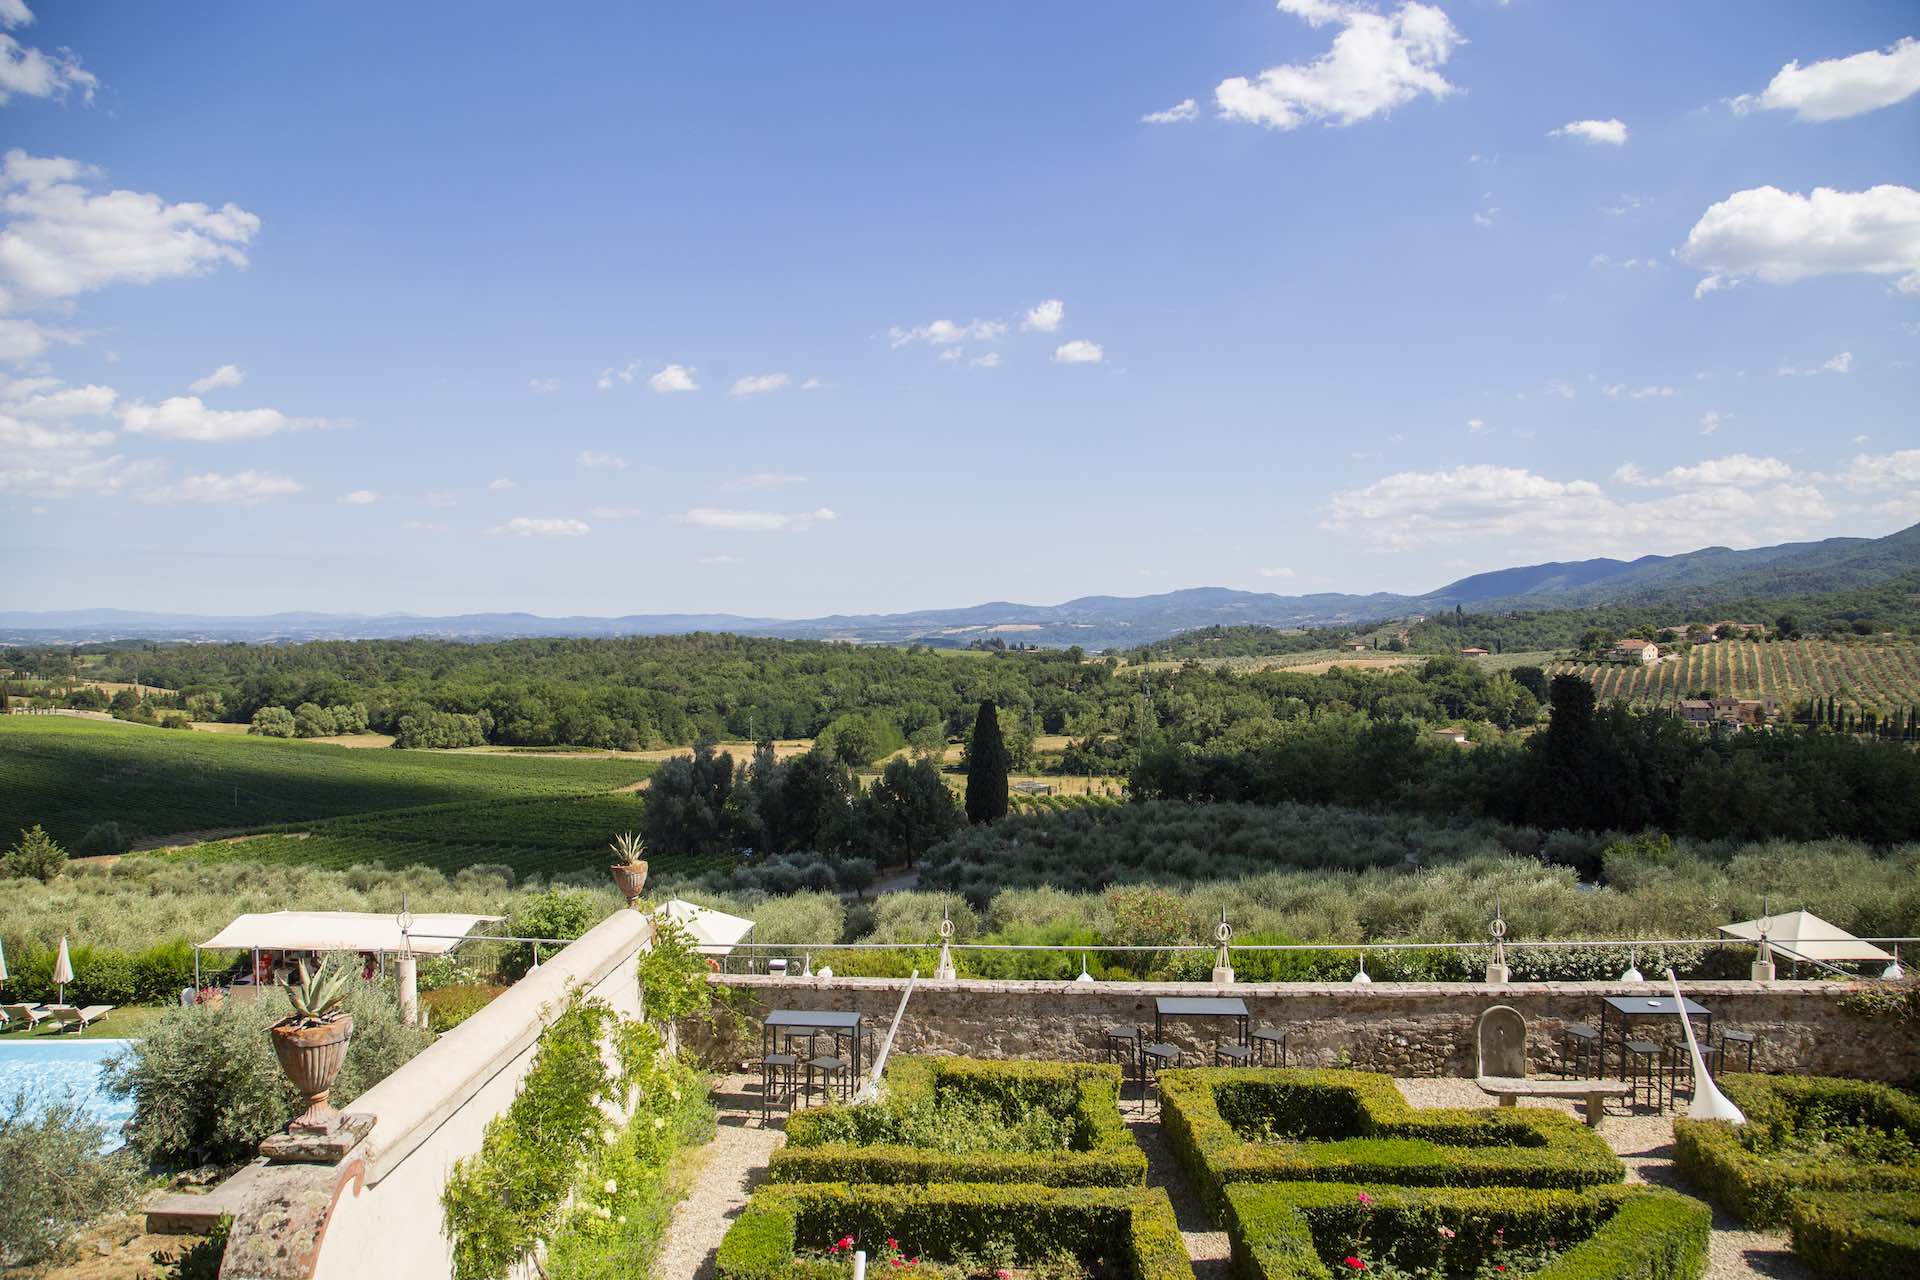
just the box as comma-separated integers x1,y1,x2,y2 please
104,979,433,1166
1159,1068,1624,1221
133,938,198,1004
1672,1074,1920,1226
77,820,131,855
72,945,139,1005
714,1182,1193,1280
1787,1190,1920,1279
1222,1182,1709,1280
0,1094,141,1267
772,1057,1146,1188
422,984,504,1032
249,705,296,737
3,823,68,883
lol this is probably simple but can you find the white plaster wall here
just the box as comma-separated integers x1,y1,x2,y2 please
310,910,650,1280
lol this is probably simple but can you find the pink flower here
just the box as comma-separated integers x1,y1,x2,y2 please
1357,1192,1374,1207
1343,1258,1366,1272
1438,1226,1456,1240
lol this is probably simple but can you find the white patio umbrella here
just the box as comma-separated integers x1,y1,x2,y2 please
0,936,9,988
53,935,74,1005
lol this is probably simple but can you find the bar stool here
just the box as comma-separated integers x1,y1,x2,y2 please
759,1051,798,1122
1624,1040,1666,1111
1214,1038,1252,1067
1251,1026,1288,1067
804,1053,851,1106
1103,1026,1141,1080
1720,1029,1757,1072
1141,1037,1180,1113
1558,1024,1601,1078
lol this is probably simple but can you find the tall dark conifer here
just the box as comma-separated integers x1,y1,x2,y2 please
964,698,1010,825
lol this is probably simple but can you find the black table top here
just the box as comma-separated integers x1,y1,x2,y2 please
1602,995,1709,1017
765,1009,863,1030
1156,996,1250,1016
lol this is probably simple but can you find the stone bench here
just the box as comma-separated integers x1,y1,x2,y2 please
1475,1075,1632,1127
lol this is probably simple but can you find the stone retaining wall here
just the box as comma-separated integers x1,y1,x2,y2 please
703,976,1918,1083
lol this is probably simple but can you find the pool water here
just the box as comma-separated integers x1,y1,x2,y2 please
0,1039,135,1146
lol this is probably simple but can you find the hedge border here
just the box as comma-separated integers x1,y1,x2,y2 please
1786,1190,1920,1279
1159,1068,1624,1221
770,1057,1147,1187
1222,1181,1709,1280
713,1182,1193,1280
1670,1073,1920,1227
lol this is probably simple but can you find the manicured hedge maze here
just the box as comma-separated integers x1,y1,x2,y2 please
1672,1073,1920,1228
1159,1069,1624,1220
769,1056,1146,1188
1786,1190,1920,1279
1223,1182,1708,1280
714,1182,1192,1280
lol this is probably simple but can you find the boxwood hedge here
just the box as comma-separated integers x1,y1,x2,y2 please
1159,1068,1623,1220
1671,1074,1920,1227
713,1182,1192,1280
770,1056,1147,1187
1223,1182,1708,1280
1786,1190,1920,1279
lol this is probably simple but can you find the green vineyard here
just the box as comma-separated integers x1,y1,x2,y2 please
1548,639,1920,716
0,715,657,847
165,792,727,883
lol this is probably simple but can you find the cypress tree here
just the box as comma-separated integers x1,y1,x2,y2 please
964,698,1010,825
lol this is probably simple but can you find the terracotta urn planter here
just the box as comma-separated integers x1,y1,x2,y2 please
611,860,649,903
270,1014,355,1133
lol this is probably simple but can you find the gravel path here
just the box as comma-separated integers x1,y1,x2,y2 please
1393,1078,1810,1280
652,1074,785,1280
1127,1099,1231,1280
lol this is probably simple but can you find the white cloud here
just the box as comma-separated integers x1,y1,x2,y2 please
422,490,456,508
1215,1,1462,131
1679,185,1920,297
1730,38,1920,122
889,318,1006,347
0,3,96,106
577,450,628,470
596,362,638,390
1590,254,1657,270
683,506,837,532
1699,410,1722,435
1550,118,1628,145
1836,449,1920,490
1257,566,1296,579
729,372,789,397
0,150,259,307
1466,417,1486,433
1545,380,1575,400
938,347,964,362
341,489,377,505
971,352,1001,368
1777,351,1852,376
528,376,560,393
1021,299,1065,332
1472,203,1499,228
648,363,698,393
1615,453,1793,488
1053,339,1104,364
1322,461,1831,554
488,476,515,491
1601,384,1674,399
494,516,590,537
187,364,244,394
140,470,301,505
2,375,113,418
699,553,743,565
120,396,333,442
1141,98,1198,124
800,376,823,390
730,471,807,491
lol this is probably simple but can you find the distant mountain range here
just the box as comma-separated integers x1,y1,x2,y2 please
5,523,1915,650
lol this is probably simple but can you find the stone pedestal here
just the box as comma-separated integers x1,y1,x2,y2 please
397,954,419,1025
1485,964,1511,984
259,1113,374,1165
1211,965,1236,985
1750,960,1776,982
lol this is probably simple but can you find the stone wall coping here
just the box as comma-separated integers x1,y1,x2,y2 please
347,908,651,1186
710,974,1864,998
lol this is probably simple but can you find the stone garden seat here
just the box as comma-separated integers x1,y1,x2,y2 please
1472,1004,1629,1128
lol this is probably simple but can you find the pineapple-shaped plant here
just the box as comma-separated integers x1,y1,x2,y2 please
284,959,353,1027
269,958,359,1134
609,831,649,903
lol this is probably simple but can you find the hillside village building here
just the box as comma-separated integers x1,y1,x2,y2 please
1607,640,1661,664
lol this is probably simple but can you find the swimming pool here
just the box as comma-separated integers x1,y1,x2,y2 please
0,1039,135,1145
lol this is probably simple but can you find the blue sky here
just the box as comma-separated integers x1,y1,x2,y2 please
2,0,1916,618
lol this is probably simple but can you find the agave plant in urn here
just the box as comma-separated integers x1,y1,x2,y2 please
610,830,649,904
270,959,356,1133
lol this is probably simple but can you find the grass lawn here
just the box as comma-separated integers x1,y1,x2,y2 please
0,1004,168,1040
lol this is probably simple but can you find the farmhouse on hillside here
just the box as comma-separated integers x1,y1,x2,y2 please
1607,639,1661,665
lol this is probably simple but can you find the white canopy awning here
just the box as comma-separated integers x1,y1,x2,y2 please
655,898,756,956
1719,910,1893,965
198,911,503,957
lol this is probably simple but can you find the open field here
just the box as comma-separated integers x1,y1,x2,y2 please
1550,638,1920,713
0,716,657,847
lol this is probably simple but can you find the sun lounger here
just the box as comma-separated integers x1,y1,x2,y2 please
1,1003,51,1031
45,1004,114,1032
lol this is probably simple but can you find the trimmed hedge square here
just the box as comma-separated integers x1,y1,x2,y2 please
1786,1191,1920,1279
1159,1069,1624,1220
1671,1074,1920,1227
713,1182,1193,1280
1223,1182,1709,1280
769,1056,1147,1187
